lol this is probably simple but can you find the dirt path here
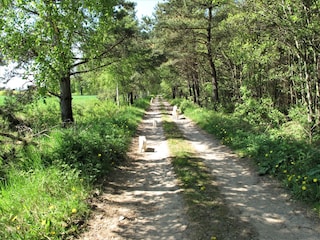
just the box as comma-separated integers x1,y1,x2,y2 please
79,97,320,240
167,102,320,240
79,98,189,239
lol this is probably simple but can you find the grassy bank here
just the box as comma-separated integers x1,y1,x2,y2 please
0,95,149,239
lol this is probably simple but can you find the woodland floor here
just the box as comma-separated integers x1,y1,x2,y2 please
78,97,320,240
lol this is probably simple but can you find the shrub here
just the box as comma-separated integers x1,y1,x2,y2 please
179,99,197,113
234,86,285,128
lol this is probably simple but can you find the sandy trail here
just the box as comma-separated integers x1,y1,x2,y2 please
79,98,189,240
171,102,320,240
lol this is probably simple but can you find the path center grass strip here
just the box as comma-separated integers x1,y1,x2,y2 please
160,103,256,239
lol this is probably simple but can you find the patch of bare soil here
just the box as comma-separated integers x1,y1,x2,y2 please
78,98,320,240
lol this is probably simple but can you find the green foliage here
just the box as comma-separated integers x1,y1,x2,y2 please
38,100,145,183
0,0,141,123
234,86,286,128
179,99,197,113
0,95,149,238
26,98,61,131
0,164,88,239
155,0,320,135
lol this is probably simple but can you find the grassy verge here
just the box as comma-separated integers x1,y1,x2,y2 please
161,103,256,239
0,95,149,239
0,164,89,239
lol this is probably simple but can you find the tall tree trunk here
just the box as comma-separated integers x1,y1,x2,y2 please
172,86,176,99
192,72,200,105
116,83,120,106
207,5,219,110
128,92,134,105
317,55,320,124
60,74,73,123
302,54,314,124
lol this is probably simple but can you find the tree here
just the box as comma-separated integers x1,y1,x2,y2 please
153,0,233,107
0,0,136,123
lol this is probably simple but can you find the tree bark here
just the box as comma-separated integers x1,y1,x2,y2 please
128,92,134,105
207,5,219,110
317,55,320,124
60,74,74,123
172,86,176,99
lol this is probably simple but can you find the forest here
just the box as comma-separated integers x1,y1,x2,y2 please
0,0,320,238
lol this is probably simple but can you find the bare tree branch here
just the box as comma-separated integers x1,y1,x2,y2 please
71,37,127,69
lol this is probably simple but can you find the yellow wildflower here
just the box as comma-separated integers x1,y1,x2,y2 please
301,186,307,191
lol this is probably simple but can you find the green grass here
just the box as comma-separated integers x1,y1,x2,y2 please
0,164,89,239
0,95,150,239
0,93,98,107
73,95,99,105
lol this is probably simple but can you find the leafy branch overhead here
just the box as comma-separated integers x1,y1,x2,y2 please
0,0,138,122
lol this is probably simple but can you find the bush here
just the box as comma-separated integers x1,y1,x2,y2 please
179,99,197,113
234,86,285,128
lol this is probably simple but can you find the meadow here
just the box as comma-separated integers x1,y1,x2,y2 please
0,93,149,239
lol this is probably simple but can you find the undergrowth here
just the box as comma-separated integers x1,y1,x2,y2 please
0,94,149,239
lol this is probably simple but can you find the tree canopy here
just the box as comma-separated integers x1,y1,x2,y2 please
152,0,320,132
1,0,320,134
0,0,138,122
